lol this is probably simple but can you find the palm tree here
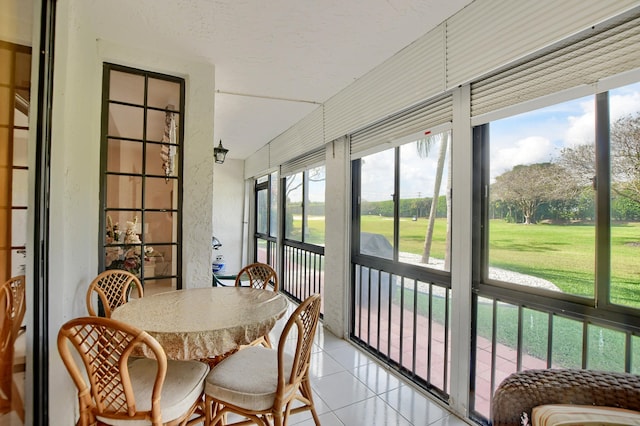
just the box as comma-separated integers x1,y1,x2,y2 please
417,131,450,267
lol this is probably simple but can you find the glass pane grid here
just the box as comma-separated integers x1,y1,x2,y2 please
351,261,451,401
102,66,183,290
470,291,640,421
487,96,596,298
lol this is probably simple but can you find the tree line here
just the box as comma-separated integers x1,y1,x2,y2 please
360,197,447,219
492,112,640,224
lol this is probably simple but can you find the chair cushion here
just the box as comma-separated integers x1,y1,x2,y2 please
205,346,294,411
97,358,209,426
532,404,640,426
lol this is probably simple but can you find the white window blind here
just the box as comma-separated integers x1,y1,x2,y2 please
350,94,452,156
471,11,640,117
280,147,325,177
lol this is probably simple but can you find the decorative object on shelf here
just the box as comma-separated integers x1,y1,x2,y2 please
213,140,228,164
160,106,177,182
211,236,225,273
211,236,222,250
105,215,155,276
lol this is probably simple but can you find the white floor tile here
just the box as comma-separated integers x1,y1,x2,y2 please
352,361,403,395
381,384,449,425
312,370,376,410
333,395,413,426
271,315,475,426
325,344,374,370
435,413,473,426
291,411,345,426
314,327,350,351
308,350,348,379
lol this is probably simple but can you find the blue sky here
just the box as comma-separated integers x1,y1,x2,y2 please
490,81,640,181
360,134,450,202
308,82,640,203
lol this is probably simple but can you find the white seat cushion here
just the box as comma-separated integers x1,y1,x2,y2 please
532,404,640,426
97,358,209,426
205,346,294,411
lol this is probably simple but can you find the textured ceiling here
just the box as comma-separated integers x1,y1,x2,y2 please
88,0,473,160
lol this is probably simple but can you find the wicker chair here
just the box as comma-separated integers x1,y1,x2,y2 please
57,316,210,426
235,262,279,292
86,269,144,318
204,294,322,426
0,275,26,423
491,368,640,426
235,263,279,348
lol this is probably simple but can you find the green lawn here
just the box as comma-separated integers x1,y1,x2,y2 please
399,286,639,372
358,215,640,308
306,214,640,368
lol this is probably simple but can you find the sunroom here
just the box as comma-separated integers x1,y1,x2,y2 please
3,0,640,425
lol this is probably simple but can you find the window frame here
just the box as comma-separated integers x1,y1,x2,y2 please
282,165,326,246
352,146,452,289
253,171,278,265
473,87,640,328
352,129,453,282
98,63,185,289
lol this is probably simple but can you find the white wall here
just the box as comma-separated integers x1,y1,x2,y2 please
49,2,102,423
50,1,216,423
322,137,350,337
0,0,33,45
212,158,246,275
46,0,640,423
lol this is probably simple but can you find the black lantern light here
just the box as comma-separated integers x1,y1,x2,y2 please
214,140,229,164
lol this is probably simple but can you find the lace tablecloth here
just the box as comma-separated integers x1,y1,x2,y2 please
112,287,288,360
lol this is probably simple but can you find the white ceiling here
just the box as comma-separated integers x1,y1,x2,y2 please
88,0,473,160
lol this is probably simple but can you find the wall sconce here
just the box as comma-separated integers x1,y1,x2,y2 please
214,140,229,164
212,236,222,250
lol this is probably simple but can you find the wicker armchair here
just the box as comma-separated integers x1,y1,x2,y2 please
235,262,279,292
0,275,26,423
235,262,279,348
204,294,322,426
86,269,143,318
491,368,640,426
58,316,209,426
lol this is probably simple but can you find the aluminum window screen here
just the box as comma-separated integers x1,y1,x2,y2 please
350,94,452,156
471,12,640,117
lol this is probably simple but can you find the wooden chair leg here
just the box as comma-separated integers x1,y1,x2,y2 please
272,411,284,426
263,334,272,348
300,379,321,425
11,379,24,423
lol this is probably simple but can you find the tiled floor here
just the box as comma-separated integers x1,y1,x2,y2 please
121,285,473,425
257,299,471,426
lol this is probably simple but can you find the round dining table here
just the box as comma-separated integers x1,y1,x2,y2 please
112,286,289,361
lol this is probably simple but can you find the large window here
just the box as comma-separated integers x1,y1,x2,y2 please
351,128,453,400
471,81,640,421
482,81,640,309
282,166,326,310
358,130,451,272
284,166,326,245
254,172,278,265
609,82,640,308
486,95,596,298
100,64,184,293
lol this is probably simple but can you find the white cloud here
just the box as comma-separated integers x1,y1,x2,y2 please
359,141,451,201
491,136,552,179
610,88,640,120
564,99,595,147
357,83,640,199
361,149,395,201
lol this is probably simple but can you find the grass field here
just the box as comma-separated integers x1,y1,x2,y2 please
305,214,640,369
398,287,639,372
357,216,640,307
